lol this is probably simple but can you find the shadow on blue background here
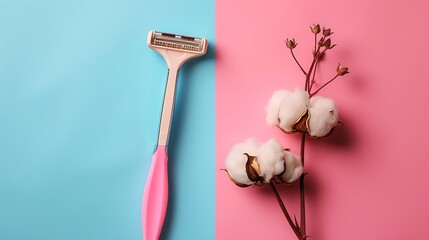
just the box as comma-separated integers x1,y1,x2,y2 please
0,1,215,239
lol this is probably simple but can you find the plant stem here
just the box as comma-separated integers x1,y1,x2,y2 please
300,133,306,166
314,34,317,53
309,46,331,92
305,43,321,91
309,60,319,92
310,74,340,97
270,182,303,240
299,133,307,239
290,49,307,75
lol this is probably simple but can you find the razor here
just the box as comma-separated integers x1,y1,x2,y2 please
142,30,208,240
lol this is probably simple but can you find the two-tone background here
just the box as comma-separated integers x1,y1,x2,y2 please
1,0,428,239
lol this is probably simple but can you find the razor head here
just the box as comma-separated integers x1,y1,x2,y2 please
147,30,208,55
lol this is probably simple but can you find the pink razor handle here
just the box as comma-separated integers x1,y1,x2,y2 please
142,146,168,240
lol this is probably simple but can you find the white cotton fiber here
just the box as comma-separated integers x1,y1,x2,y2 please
256,138,285,182
280,151,303,183
266,89,291,126
225,139,260,185
277,87,310,132
308,96,338,137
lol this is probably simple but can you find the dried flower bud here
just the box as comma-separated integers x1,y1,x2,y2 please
336,63,349,76
322,27,332,37
285,38,297,49
323,38,332,48
310,24,321,34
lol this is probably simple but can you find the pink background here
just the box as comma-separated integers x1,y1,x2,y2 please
216,0,429,239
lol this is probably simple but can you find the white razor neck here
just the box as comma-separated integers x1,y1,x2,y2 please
156,50,197,147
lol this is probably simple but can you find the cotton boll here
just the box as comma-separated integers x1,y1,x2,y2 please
225,139,260,186
266,89,291,126
278,87,310,132
280,151,303,183
308,96,339,137
256,139,285,182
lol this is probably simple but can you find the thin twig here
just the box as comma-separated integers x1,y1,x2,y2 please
309,60,319,92
270,182,303,239
309,47,329,92
310,74,340,97
314,34,317,55
305,55,317,91
305,38,323,91
290,49,307,75
300,132,306,168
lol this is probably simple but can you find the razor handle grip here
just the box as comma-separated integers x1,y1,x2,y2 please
142,146,168,240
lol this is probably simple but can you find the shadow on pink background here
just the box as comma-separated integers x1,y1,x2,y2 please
216,0,429,239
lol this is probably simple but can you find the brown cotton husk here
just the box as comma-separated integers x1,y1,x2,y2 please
292,111,310,133
244,153,262,182
224,169,251,188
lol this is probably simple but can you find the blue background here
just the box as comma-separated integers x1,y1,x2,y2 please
0,0,215,239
